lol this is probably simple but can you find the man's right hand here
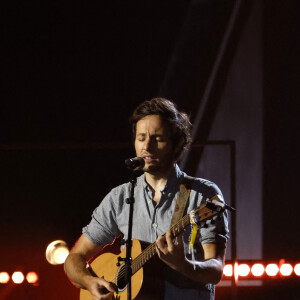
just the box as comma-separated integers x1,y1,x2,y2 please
64,235,118,300
85,275,117,300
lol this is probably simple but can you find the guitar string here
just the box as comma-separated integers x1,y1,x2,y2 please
116,214,190,281
115,208,216,282
132,214,190,272
116,208,216,282
116,207,216,282
131,207,216,272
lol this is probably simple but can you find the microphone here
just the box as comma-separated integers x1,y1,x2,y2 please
125,157,145,171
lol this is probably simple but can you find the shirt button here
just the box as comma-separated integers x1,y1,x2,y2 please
152,223,157,228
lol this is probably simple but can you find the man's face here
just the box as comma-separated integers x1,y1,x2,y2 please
134,114,175,175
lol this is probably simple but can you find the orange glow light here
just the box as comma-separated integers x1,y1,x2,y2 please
46,240,69,265
12,272,25,284
221,261,300,279
223,264,233,277
238,264,250,277
266,264,279,276
294,263,300,276
280,263,293,276
0,272,10,284
251,263,265,277
26,272,38,284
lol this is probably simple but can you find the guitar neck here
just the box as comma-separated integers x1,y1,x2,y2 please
131,210,193,274
131,203,219,275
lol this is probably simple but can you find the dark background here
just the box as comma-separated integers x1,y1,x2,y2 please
1,0,300,299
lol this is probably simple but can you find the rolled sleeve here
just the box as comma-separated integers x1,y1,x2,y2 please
200,211,229,246
197,180,229,246
183,178,229,261
82,189,122,247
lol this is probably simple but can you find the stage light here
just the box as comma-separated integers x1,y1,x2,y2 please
12,272,25,284
251,263,264,277
294,263,300,276
234,262,239,282
26,272,38,284
238,264,250,277
46,240,69,265
223,264,233,277
266,264,279,276
0,272,10,284
280,263,293,276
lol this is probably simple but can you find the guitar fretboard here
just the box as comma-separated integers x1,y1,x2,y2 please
130,204,217,275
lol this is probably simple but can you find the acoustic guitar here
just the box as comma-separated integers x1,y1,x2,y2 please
80,195,228,300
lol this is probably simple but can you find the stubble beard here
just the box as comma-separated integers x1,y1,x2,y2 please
143,160,174,176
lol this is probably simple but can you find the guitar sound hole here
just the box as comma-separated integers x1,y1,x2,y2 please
116,264,128,290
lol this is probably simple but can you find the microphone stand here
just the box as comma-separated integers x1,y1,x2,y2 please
119,157,144,300
121,170,138,300
125,171,136,300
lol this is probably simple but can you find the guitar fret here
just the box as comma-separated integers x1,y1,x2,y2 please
132,243,154,275
130,201,220,277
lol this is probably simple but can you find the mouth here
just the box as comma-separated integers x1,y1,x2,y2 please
142,156,156,163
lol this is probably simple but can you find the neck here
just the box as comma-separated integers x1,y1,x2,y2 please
144,164,175,191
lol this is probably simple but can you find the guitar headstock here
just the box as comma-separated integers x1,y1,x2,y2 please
205,194,226,212
191,194,232,225
170,195,235,239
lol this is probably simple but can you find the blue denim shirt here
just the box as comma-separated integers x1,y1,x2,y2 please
83,164,229,299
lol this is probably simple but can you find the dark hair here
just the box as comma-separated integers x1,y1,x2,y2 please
129,97,192,160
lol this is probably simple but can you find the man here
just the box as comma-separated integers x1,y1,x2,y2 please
64,98,229,300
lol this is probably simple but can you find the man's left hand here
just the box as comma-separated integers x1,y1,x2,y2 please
155,229,185,271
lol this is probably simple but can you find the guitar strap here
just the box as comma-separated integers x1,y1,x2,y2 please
170,176,194,226
169,176,203,272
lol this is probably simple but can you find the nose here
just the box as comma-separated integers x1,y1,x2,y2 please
143,136,153,152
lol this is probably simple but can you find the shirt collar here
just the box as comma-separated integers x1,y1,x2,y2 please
162,164,185,193
140,164,185,193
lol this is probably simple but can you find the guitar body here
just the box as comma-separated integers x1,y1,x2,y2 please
80,239,164,300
